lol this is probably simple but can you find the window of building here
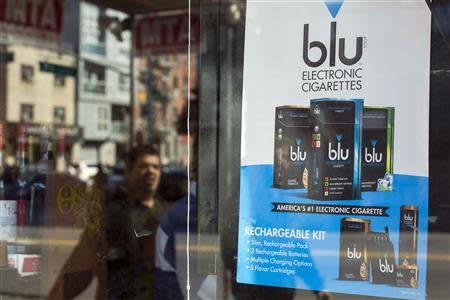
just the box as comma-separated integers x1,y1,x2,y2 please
84,61,106,94
97,9,107,43
21,65,34,82
112,105,127,121
119,73,129,91
54,74,66,87
54,107,66,123
20,104,34,122
97,107,108,131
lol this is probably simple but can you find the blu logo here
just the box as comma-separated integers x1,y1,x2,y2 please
347,247,361,259
328,135,349,161
403,214,414,222
290,138,306,161
365,139,382,163
379,258,394,273
303,21,363,67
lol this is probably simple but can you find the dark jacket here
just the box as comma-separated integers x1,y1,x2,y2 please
106,187,169,300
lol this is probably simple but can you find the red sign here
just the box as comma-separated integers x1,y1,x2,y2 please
0,0,63,38
134,13,200,55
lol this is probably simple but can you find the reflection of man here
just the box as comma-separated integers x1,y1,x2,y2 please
49,145,169,300
106,145,169,299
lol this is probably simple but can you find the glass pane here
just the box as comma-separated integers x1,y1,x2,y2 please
0,0,199,299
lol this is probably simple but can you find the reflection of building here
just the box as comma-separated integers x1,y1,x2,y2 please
0,44,80,166
77,1,131,166
135,54,197,165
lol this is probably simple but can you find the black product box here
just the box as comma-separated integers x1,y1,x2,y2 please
395,264,418,288
308,99,363,200
368,227,396,285
361,107,395,192
273,106,311,189
399,205,418,266
339,218,370,281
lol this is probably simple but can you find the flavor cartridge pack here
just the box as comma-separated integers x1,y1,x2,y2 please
361,107,395,192
273,106,311,189
308,99,363,200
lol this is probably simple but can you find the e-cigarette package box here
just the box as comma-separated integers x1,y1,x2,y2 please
308,99,363,200
399,205,418,266
395,264,418,288
273,106,311,189
361,107,395,192
339,218,370,281
369,227,396,285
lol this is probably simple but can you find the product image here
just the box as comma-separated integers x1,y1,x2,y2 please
395,264,418,288
369,227,396,285
308,99,363,200
339,218,370,281
399,205,418,266
273,106,311,189
361,107,395,192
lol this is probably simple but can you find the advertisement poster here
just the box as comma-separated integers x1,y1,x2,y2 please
237,1,430,299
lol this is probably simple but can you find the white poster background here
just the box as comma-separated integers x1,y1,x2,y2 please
241,0,430,177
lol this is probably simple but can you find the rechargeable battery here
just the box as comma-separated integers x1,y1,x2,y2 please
399,205,418,266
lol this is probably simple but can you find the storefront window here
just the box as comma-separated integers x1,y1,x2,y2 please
20,104,34,123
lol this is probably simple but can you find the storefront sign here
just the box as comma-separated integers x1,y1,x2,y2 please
134,13,199,55
40,62,77,77
0,0,63,39
6,123,82,144
237,1,430,299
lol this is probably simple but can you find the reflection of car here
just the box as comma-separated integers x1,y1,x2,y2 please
105,166,125,194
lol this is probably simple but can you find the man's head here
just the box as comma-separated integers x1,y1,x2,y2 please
125,144,161,198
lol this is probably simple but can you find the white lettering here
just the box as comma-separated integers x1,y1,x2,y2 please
5,0,27,23
28,0,43,26
142,20,161,46
162,18,177,44
41,0,56,30
347,247,361,259
328,142,349,161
